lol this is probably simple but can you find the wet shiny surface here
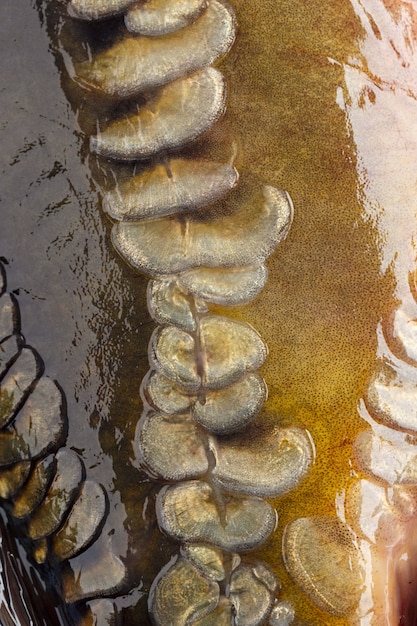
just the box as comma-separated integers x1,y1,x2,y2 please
1,0,415,623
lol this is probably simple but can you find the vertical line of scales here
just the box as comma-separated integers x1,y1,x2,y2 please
64,0,313,624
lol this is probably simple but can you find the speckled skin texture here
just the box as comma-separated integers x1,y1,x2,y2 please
217,3,388,623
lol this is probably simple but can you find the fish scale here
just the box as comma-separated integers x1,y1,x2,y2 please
0,262,122,619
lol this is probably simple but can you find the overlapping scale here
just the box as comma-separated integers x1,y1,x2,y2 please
27,449,83,540
354,428,417,485
112,186,293,276
0,347,40,428
365,360,417,434
11,454,56,519
149,325,200,390
104,158,238,221
0,377,65,466
62,536,127,604
144,370,192,414
125,0,207,35
149,557,219,626
69,0,136,20
229,563,277,626
147,277,202,332
91,69,226,161
156,480,276,551
178,265,268,306
52,480,107,562
386,306,417,366
344,479,407,548
283,516,363,616
150,316,267,391
211,426,313,497
181,543,227,581
136,411,209,481
198,316,267,389
76,0,235,97
192,373,266,434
